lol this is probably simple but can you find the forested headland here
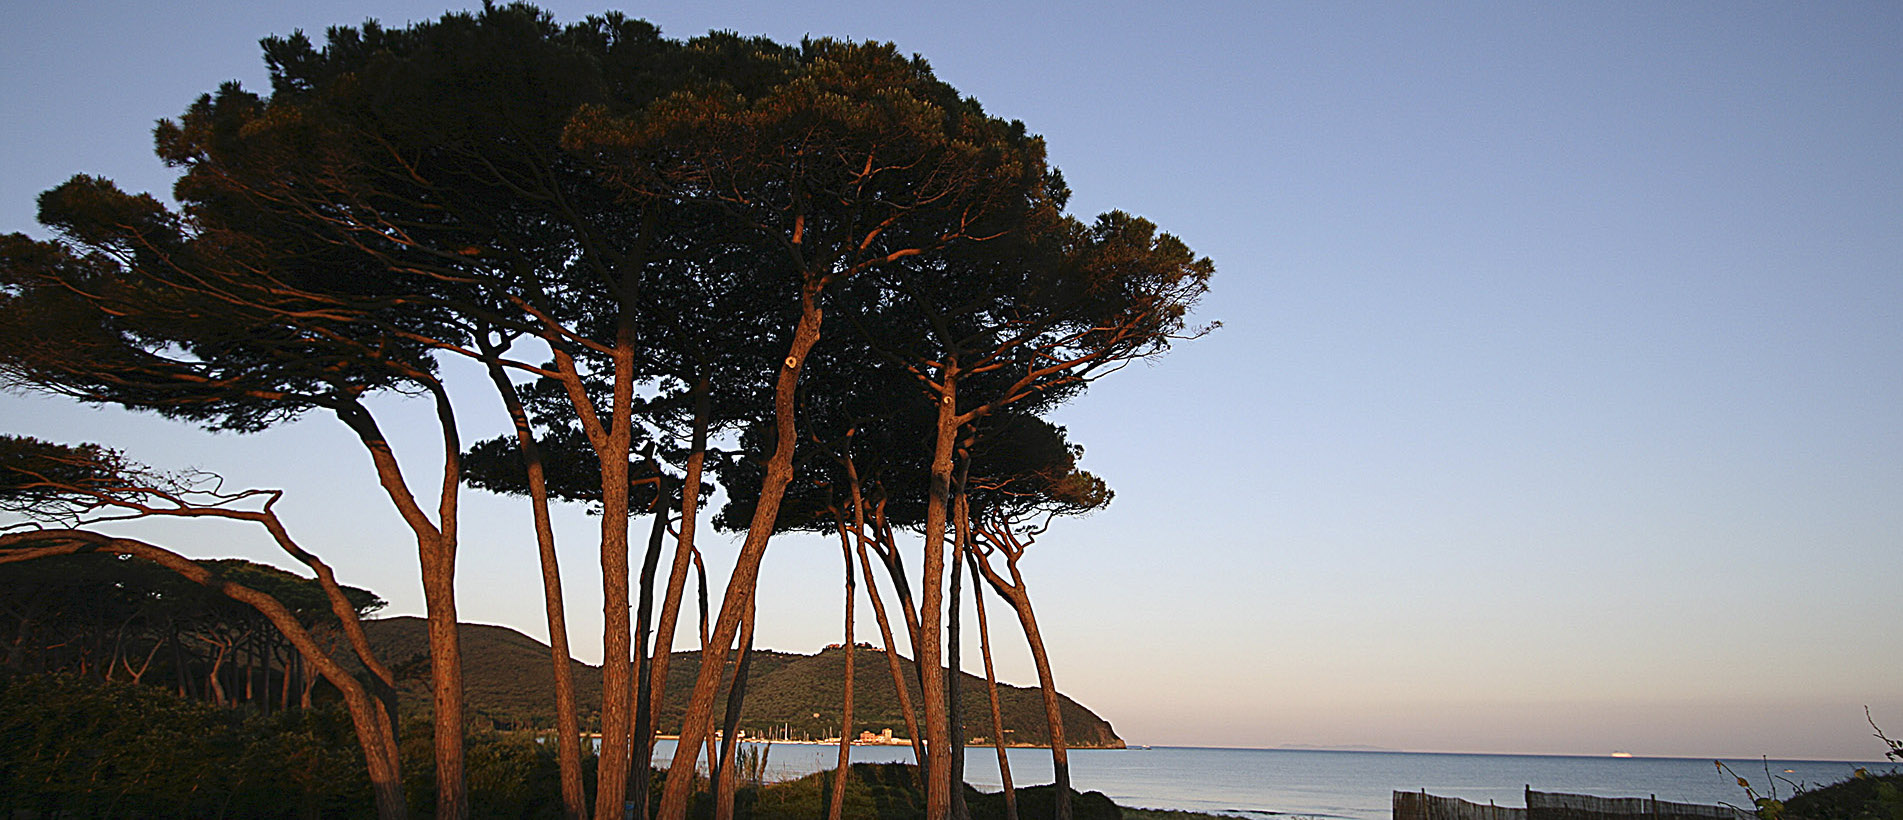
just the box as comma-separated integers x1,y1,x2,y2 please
358,616,1124,749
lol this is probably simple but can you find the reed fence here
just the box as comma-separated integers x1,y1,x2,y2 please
1393,790,1526,820
1394,788,1755,820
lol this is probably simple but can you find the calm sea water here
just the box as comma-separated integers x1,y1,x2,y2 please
649,741,1889,819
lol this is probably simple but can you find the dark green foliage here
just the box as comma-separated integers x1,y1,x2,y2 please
0,672,374,818
0,549,382,710
0,672,608,819
400,720,597,820
966,414,1111,520
0,668,1137,820
739,763,924,820
1782,771,1903,820
0,435,141,522
969,783,1124,820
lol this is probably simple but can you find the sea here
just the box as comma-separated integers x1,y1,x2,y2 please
647,740,1891,819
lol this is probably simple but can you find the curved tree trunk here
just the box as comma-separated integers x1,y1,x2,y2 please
857,539,927,767
659,290,822,819
336,393,467,819
628,474,670,820
423,387,468,820
207,638,230,707
974,550,1071,820
248,508,400,733
849,478,926,771
967,548,1017,820
694,547,718,785
628,449,671,795
870,509,925,684
482,349,588,820
714,596,757,820
1015,598,1071,820
635,376,711,819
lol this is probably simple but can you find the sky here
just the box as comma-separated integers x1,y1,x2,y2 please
2,2,1898,762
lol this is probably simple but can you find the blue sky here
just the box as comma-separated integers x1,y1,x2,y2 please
3,2,1898,761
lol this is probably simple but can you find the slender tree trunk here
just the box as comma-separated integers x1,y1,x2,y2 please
280,640,294,711
1014,596,1071,820
248,508,400,733
635,377,711,816
170,624,193,699
918,366,962,819
302,651,319,709
425,385,468,820
126,637,162,687
483,350,588,820
871,511,925,675
828,516,857,820
336,394,466,819
628,470,670,820
714,597,757,820
104,620,128,684
856,517,928,768
2,600,37,670
868,508,934,771
967,548,1017,820
946,461,971,820
207,639,229,707
659,289,823,819
692,548,718,786
975,548,1071,820
245,631,257,707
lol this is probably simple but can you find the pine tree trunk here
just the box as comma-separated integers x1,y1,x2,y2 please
634,377,711,818
336,394,466,818
628,476,669,820
1009,589,1070,820
967,548,1017,820
696,549,718,785
947,465,971,820
918,369,962,820
855,525,927,768
658,291,822,819
593,311,641,820
828,517,857,820
714,597,757,820
843,463,926,770
483,351,588,820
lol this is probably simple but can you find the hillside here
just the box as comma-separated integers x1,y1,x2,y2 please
358,617,1123,748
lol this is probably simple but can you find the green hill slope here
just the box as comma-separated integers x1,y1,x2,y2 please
359,617,1122,748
